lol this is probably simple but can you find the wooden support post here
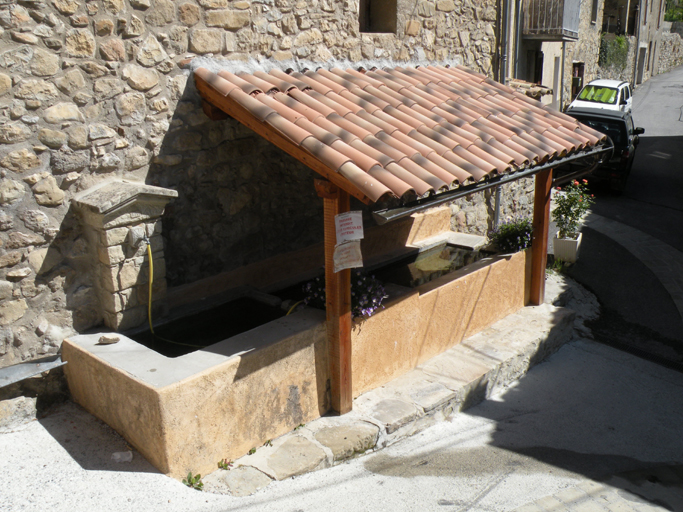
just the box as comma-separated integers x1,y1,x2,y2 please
530,168,553,305
315,179,353,414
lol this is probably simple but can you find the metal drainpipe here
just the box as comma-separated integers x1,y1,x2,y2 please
500,0,508,83
494,185,502,228
560,41,566,110
632,5,641,86
515,0,523,77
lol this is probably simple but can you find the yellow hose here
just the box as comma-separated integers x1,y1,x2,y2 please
147,242,154,334
286,300,303,316
145,241,207,349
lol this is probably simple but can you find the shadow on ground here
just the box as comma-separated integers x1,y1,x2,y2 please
38,401,158,474
364,338,683,510
564,226,683,367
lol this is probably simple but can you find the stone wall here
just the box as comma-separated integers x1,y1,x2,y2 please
449,178,535,235
0,0,514,369
657,31,683,74
562,0,604,107
597,34,636,82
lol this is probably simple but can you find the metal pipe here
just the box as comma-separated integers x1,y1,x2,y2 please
560,41,566,110
632,5,642,86
494,185,502,228
515,0,523,77
372,145,612,224
500,0,508,83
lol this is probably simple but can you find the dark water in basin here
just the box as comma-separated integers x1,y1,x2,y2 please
372,244,492,288
130,296,285,358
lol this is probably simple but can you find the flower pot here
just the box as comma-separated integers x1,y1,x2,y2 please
553,232,583,263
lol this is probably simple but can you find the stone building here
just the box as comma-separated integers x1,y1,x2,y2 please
498,0,604,110
601,0,670,84
0,0,543,371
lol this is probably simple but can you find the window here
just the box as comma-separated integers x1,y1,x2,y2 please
658,0,663,28
359,0,397,33
647,41,652,70
591,0,599,24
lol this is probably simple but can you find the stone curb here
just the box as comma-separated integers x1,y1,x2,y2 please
203,300,577,496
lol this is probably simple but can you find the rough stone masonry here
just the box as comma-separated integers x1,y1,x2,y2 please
0,0,535,369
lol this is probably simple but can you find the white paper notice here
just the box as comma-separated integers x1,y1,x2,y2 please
333,241,363,273
335,211,364,245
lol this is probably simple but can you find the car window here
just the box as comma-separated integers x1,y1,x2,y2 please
572,116,627,145
578,85,619,105
623,87,630,100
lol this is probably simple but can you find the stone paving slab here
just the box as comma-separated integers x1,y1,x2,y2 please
209,301,576,496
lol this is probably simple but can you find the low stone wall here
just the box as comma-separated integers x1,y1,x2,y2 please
597,35,637,82
657,32,683,75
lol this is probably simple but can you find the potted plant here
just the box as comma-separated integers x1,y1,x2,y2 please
552,179,594,263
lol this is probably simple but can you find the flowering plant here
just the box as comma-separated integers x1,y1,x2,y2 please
488,217,533,253
552,179,594,239
303,270,388,319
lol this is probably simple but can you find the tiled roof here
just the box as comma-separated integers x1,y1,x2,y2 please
194,64,607,205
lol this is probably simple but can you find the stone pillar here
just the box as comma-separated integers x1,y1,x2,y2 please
72,180,177,332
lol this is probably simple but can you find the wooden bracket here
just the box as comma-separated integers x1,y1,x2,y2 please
315,179,339,199
201,100,230,121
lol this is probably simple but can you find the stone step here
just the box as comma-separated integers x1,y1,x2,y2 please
203,303,576,496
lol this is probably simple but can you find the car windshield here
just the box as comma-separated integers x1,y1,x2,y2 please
572,116,627,146
577,85,619,105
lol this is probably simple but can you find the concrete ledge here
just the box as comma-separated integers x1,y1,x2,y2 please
222,303,575,495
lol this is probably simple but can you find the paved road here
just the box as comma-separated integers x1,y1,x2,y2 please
565,63,683,364
590,62,683,252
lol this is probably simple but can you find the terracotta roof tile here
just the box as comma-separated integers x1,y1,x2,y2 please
239,73,279,94
348,138,394,167
330,139,382,172
217,70,261,95
195,64,608,204
229,88,276,122
253,70,295,92
338,162,393,202
366,164,416,200
269,68,308,90
307,90,353,117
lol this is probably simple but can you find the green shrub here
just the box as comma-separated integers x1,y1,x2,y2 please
665,2,683,21
599,34,630,69
488,218,533,253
